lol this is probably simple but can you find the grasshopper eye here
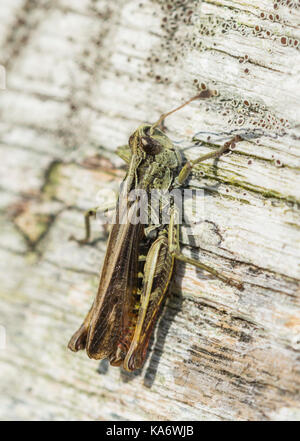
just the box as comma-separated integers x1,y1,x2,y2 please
140,135,163,155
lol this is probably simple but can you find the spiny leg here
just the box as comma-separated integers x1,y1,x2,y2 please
124,232,170,371
70,203,116,245
168,208,243,289
177,135,242,185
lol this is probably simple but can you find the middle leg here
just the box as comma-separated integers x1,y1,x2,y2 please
176,135,242,185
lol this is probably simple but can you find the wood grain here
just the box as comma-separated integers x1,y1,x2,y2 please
0,0,299,421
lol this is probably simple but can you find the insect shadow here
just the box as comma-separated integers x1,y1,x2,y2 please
180,150,224,272
142,281,184,388
115,285,184,387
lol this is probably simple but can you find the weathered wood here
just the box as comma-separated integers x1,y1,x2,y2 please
0,0,300,421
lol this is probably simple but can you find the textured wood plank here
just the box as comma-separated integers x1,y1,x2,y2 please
0,0,299,421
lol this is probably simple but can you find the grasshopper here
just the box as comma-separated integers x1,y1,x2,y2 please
68,90,243,371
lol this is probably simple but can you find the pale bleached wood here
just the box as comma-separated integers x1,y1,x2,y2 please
0,0,299,421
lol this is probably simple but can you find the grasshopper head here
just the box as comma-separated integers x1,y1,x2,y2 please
129,124,174,156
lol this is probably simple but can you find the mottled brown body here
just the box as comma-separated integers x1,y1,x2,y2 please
68,94,243,371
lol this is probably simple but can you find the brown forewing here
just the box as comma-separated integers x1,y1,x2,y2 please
85,199,143,361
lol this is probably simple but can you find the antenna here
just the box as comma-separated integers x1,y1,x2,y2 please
150,89,217,135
